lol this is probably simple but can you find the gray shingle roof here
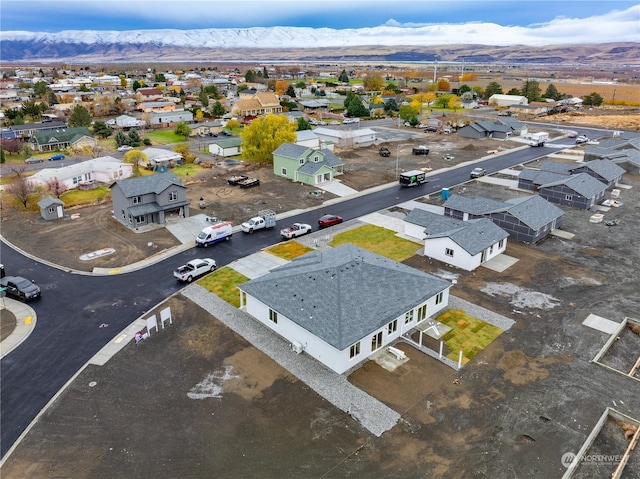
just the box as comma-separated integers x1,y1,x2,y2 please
239,244,451,351
504,195,564,229
539,172,607,197
110,171,185,197
274,143,343,174
518,169,569,184
443,194,506,214
38,197,64,208
539,160,573,174
572,159,625,181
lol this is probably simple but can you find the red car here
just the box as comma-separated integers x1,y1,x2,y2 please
318,214,343,229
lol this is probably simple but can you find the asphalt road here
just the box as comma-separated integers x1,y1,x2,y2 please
0,126,608,458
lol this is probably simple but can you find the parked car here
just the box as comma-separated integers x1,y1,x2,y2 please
24,157,44,164
379,147,390,157
566,131,578,138
117,145,134,152
173,258,217,282
575,135,590,144
470,167,487,178
221,130,233,136
318,214,343,229
280,223,312,239
424,126,438,132
48,153,65,161
0,275,41,302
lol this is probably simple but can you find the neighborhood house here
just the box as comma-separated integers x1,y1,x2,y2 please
272,143,344,185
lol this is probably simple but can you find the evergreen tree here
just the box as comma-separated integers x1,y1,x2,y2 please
210,101,226,118
128,129,142,146
544,84,561,101
262,67,269,79
338,69,349,83
68,105,91,127
115,130,129,147
484,81,503,98
132,80,141,91
297,118,311,131
285,84,296,98
521,80,542,102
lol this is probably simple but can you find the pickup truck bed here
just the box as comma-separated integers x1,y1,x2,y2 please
238,177,260,188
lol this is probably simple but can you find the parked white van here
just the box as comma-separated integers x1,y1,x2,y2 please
195,221,233,247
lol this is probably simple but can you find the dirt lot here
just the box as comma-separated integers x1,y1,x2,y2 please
2,114,640,478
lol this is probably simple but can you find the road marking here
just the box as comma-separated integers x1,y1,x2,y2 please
108,269,121,274
25,316,32,325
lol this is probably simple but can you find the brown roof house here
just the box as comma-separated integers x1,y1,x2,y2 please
231,92,282,118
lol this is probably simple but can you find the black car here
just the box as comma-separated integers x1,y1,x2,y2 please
0,275,41,302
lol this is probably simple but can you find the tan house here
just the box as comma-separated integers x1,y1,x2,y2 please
136,88,164,102
231,92,282,118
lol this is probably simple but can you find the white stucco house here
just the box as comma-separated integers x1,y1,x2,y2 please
404,209,509,271
312,127,377,149
208,138,242,157
238,244,452,374
488,94,528,108
27,156,133,191
295,130,321,149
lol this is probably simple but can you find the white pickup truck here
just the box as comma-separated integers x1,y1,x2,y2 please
173,258,217,282
241,209,277,233
280,223,312,239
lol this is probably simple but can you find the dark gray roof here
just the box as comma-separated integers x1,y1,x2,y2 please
38,197,64,208
239,244,451,351
443,194,506,214
539,172,608,197
571,159,625,180
110,172,185,197
273,142,309,159
406,210,508,255
518,169,569,184
539,160,573,174
503,195,564,229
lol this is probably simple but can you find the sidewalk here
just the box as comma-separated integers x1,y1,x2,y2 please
0,298,37,359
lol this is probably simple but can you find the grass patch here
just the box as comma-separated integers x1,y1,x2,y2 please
197,267,250,307
328,224,419,261
60,185,111,207
146,130,187,145
436,309,503,364
266,241,314,260
172,163,205,177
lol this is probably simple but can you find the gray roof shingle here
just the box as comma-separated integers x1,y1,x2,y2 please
111,171,185,197
539,172,608,197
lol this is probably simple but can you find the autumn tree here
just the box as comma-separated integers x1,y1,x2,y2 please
436,78,451,92
448,94,461,110
399,103,419,123
363,74,384,92
174,121,191,140
123,150,149,176
459,72,477,82
46,177,69,198
68,105,91,127
275,80,290,96
240,114,296,163
173,144,196,163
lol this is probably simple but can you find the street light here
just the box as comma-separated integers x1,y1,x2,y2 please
396,143,412,179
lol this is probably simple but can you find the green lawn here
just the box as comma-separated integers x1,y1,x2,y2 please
146,130,187,145
172,163,204,177
60,185,111,207
328,224,419,262
197,267,250,307
436,309,504,364
265,241,314,260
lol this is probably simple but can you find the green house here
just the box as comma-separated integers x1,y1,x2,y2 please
272,143,344,186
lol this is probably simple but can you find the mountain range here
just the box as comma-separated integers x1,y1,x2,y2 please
1,26,639,64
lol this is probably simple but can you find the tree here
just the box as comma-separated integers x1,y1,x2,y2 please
198,90,209,108
338,70,349,83
544,84,561,101
458,84,472,95
262,67,269,79
132,80,141,91
0,138,24,155
363,74,384,92
384,98,399,113
521,80,542,102
154,73,167,83
484,82,503,98
295,80,306,89
115,130,129,147
92,121,113,139
68,105,91,127
48,90,59,106
173,144,196,163
128,129,142,147
346,95,368,118
297,117,311,131
174,121,191,140
46,178,69,198
448,94,461,110
21,100,46,120
436,78,451,92
5,167,32,208
507,88,521,96
583,92,604,107
240,114,296,163
210,101,226,118
123,150,148,175
245,70,256,83
399,103,419,123
0,147,5,164
33,80,50,98
285,84,296,98
275,80,290,96
459,72,478,82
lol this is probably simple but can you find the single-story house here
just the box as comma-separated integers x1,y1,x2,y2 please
27,156,133,190
536,172,608,210
137,101,176,113
312,127,377,149
488,94,528,108
545,159,625,189
238,244,453,374
444,194,564,244
142,148,183,169
37,197,65,221
209,137,242,157
404,209,508,271
231,92,282,117
8,121,67,139
115,115,146,128
299,99,330,111
110,171,190,230
30,127,97,152
295,130,321,150
190,121,224,137
282,111,305,124
585,135,640,175
148,110,193,126
273,143,344,185
457,120,514,140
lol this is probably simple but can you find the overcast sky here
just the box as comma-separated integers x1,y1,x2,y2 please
1,0,638,44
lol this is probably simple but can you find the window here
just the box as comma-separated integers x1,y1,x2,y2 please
48,206,54,214
404,310,414,324
489,244,494,254
169,191,178,201
313,155,320,162
72,175,82,184
269,309,278,324
388,319,398,335
121,210,126,219
417,304,427,322
445,248,454,257
349,342,361,359
299,158,304,165
133,196,142,204
565,195,573,201
371,331,383,351
281,167,287,176
135,215,145,224
499,239,504,248
435,291,444,305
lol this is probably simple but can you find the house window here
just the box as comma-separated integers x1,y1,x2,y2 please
48,206,55,214
565,195,573,201
132,196,142,204
499,239,504,248
281,167,287,176
435,291,444,305
445,248,454,257
121,210,126,219
489,244,494,254
169,191,178,201
135,215,145,224
371,331,383,351
313,156,320,162
269,309,278,324
349,342,361,359
388,319,398,335
417,304,427,322
299,158,304,165
404,310,414,324
72,175,82,184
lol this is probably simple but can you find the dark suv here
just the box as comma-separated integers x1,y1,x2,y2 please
0,276,41,302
